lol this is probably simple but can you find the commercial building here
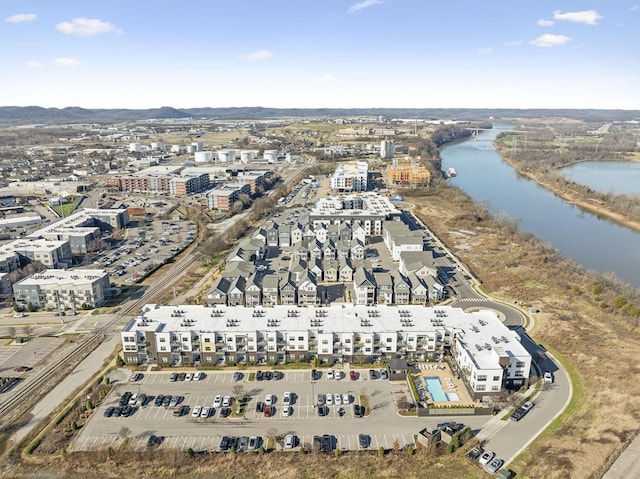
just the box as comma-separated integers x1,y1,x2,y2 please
380,140,395,159
13,269,110,310
331,161,368,192
121,303,531,399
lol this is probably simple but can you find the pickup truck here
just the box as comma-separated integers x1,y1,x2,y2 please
510,401,534,421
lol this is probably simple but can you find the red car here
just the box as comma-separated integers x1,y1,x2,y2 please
13,366,31,372
349,370,357,381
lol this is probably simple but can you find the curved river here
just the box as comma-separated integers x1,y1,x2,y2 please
440,125,640,288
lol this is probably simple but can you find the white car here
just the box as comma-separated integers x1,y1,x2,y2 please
265,394,274,406
327,369,334,380
282,404,291,417
213,395,222,408
192,406,202,418
193,371,204,381
479,450,496,466
334,371,343,380
333,393,342,406
200,407,210,418
326,394,333,406
342,393,350,404
284,434,295,449
283,391,291,404
544,371,553,383
184,373,193,381
222,395,232,407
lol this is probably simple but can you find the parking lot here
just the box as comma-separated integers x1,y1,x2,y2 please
71,368,428,453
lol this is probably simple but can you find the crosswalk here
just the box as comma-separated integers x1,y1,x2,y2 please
455,297,489,303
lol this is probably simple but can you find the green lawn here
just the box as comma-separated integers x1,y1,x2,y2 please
51,196,82,217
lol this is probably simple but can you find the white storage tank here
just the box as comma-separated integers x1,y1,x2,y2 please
264,149,278,163
217,150,231,162
195,151,213,163
240,150,255,163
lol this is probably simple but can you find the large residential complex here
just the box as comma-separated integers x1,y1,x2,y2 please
309,193,402,236
330,161,369,192
104,165,210,195
121,304,531,399
13,268,110,310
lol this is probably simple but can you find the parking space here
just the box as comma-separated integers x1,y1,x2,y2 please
73,368,472,453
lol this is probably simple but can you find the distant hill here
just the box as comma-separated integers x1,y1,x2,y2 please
0,105,639,125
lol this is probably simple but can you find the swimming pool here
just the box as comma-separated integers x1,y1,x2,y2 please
424,376,449,402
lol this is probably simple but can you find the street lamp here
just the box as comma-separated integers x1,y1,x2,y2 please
311,381,316,408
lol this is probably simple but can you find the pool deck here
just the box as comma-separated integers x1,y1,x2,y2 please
412,362,473,406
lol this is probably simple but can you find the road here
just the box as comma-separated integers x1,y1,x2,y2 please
407,201,573,470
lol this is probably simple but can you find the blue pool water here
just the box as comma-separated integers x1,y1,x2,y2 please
424,376,448,402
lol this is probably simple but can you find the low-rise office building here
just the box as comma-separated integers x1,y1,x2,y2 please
13,268,110,310
121,303,531,399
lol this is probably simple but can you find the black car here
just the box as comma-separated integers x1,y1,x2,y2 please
130,373,143,382
155,436,164,446
112,406,122,416
119,392,131,407
219,407,231,418
154,395,164,406
311,369,320,381
317,405,328,417
162,395,172,406
232,372,243,382
147,435,157,447
120,404,132,417
220,436,232,451
353,404,364,418
359,434,370,449
177,373,186,381
467,446,484,459
255,401,265,413
321,434,332,452
369,369,377,380
237,436,249,452
264,371,272,380
103,406,115,418
273,371,284,380
256,371,263,381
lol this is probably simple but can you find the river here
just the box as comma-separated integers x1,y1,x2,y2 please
561,161,640,196
440,125,640,288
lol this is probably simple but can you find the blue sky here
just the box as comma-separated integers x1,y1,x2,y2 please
1,1,638,110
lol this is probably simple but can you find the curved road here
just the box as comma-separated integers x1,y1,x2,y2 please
409,205,573,471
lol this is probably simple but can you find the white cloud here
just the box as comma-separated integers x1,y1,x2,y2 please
26,60,42,69
5,13,37,23
348,0,384,14
537,19,555,27
553,10,603,26
243,49,273,61
630,5,639,11
319,73,337,83
51,58,80,68
504,40,522,47
478,48,492,55
530,34,571,47
56,18,122,37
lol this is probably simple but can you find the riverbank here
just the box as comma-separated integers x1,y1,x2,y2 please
495,144,640,235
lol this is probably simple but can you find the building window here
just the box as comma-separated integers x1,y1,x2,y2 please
345,338,351,344
476,384,486,391
298,336,304,341
386,338,392,343
204,338,211,343
492,376,500,381
491,385,500,391
322,340,329,344
516,361,526,368
321,348,329,353
365,339,372,344
159,337,166,342
477,375,487,381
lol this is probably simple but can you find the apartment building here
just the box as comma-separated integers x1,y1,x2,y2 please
121,304,531,399
13,269,110,310
207,183,251,211
331,161,368,192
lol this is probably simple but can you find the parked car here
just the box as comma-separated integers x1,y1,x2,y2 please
219,407,231,418
154,395,164,406
334,393,342,406
169,373,177,382
184,373,193,381
321,434,332,452
284,434,295,449
342,393,350,404
263,405,273,417
311,369,320,381
486,458,505,474
353,404,363,417
255,401,265,413
192,406,202,418
467,446,484,459
193,371,204,381
220,436,232,451
264,394,274,406
128,393,139,406
327,369,334,380
13,366,31,372
103,406,115,418
147,435,157,447
248,436,259,450
359,434,370,448
316,394,325,406
379,369,388,380
326,394,333,406
282,391,291,404
200,407,211,418
232,371,243,382
349,370,357,381
213,395,222,408
282,404,291,417
222,395,232,407
544,371,554,383
479,451,496,466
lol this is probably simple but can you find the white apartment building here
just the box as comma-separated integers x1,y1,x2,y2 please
331,161,368,192
13,269,110,310
121,304,531,399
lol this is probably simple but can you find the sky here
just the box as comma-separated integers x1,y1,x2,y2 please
1,0,639,110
